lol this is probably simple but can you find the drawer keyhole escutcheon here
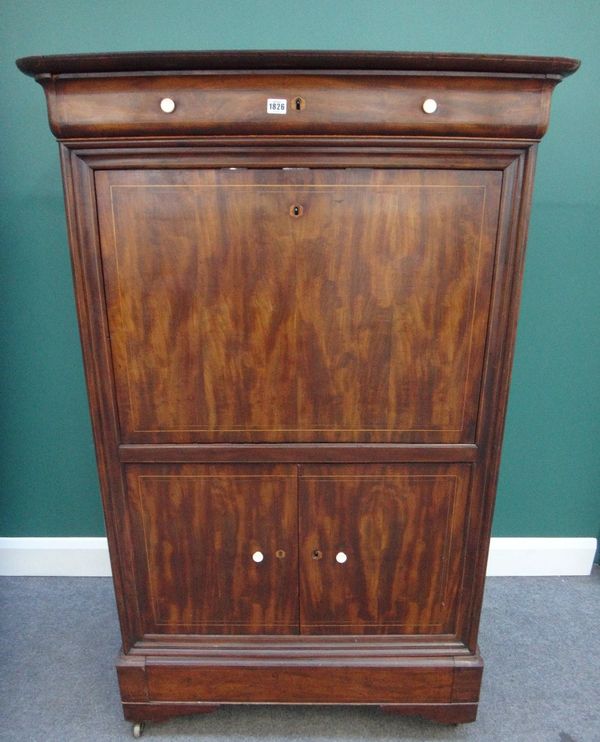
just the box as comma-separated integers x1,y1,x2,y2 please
160,97,176,113
294,96,306,111
336,551,348,564
252,551,264,563
311,549,323,560
275,549,286,559
422,98,438,114
290,204,303,218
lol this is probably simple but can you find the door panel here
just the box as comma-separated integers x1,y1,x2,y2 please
125,464,298,635
96,168,501,444
299,464,471,634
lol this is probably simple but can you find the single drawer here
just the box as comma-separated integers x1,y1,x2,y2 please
145,661,455,703
45,73,552,139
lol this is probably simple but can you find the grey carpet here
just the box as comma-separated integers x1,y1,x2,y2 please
0,569,598,742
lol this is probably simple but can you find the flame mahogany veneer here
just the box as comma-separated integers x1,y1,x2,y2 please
18,50,578,728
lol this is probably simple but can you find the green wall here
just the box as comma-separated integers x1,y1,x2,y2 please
1,0,598,540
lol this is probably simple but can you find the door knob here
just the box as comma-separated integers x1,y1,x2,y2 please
422,98,438,114
252,551,264,563
335,551,348,564
160,97,176,113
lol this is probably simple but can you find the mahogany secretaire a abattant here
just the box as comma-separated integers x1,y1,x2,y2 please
17,50,579,735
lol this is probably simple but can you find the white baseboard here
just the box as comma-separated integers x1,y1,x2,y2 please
0,537,111,576
485,537,597,576
0,536,596,577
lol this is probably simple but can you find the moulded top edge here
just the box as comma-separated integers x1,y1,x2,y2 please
15,49,581,79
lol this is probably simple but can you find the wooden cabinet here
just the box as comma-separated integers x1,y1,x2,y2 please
18,50,578,729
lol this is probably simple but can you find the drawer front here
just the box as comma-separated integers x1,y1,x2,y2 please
47,73,551,138
145,662,455,703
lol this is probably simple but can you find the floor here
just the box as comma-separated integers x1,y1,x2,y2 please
0,569,598,742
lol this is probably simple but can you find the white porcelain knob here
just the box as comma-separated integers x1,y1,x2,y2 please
252,551,264,563
160,97,176,113
335,551,348,564
422,98,438,114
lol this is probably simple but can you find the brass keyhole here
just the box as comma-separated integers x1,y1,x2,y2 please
311,549,323,560
275,549,286,559
294,96,306,111
290,204,303,218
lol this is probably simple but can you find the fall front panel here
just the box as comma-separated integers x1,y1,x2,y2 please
95,168,501,443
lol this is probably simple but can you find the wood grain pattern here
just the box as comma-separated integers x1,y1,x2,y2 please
40,73,557,139
16,49,581,77
125,462,470,637
96,167,501,443
461,148,540,651
130,634,469,657
299,464,470,633
145,661,454,703
125,464,298,634
60,147,143,651
118,442,479,464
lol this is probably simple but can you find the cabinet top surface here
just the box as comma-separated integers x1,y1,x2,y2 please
16,49,580,78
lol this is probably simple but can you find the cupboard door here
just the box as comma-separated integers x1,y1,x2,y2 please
299,464,470,634
125,464,298,635
96,167,501,444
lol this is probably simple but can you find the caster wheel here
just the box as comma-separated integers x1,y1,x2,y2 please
132,721,145,738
